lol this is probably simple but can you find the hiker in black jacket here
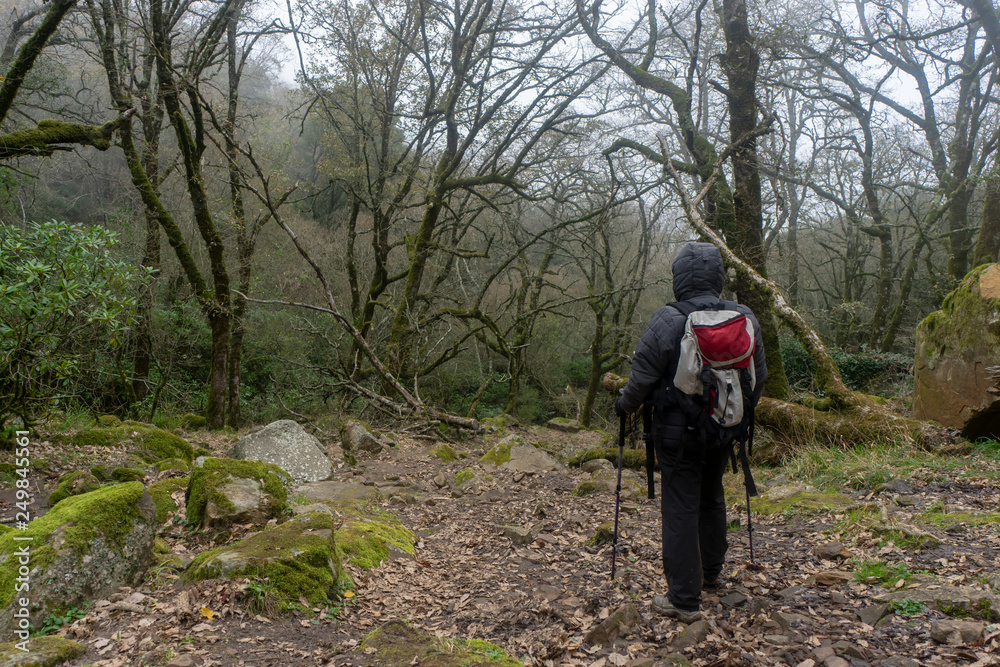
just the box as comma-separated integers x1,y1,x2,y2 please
614,242,767,622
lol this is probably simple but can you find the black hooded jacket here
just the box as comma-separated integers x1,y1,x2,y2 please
617,243,768,445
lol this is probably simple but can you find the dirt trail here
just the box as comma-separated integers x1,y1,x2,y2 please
18,425,1000,667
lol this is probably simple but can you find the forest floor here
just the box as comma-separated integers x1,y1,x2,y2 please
4,420,1000,667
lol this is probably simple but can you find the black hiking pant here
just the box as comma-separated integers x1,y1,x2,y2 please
655,435,730,612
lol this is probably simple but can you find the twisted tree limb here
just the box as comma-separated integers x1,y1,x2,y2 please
0,111,136,159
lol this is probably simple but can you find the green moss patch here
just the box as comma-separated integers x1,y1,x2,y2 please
752,491,856,517
431,443,460,462
455,469,475,486
149,477,189,523
0,635,85,666
916,507,1000,529
47,470,101,506
362,620,521,667
572,480,602,497
71,421,193,463
97,415,121,427
328,501,415,570
183,512,342,607
0,482,150,609
186,458,288,527
155,458,191,473
587,522,614,547
181,413,208,429
568,448,647,471
479,439,517,466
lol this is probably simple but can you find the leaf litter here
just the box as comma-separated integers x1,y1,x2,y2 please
26,425,1000,666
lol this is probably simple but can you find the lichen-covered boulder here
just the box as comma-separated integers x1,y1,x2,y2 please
0,482,157,636
914,264,1000,439
340,420,384,457
71,420,194,463
230,419,332,483
185,458,289,527
0,635,85,666
183,511,342,606
47,470,101,506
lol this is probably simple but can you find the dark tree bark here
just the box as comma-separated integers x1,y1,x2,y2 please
974,169,1000,267
721,0,788,399
965,0,1000,267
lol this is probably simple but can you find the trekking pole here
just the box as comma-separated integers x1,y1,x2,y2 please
745,417,757,565
610,412,626,580
745,482,754,565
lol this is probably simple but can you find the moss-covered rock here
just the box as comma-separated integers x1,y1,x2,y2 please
752,486,856,516
572,480,602,497
914,264,1000,439
480,414,516,434
0,635,85,666
362,620,521,667
329,501,415,570
155,458,191,473
96,414,121,427
181,413,208,429
569,447,647,471
71,421,194,463
111,466,146,483
148,477,189,523
183,511,342,606
588,522,615,547
479,435,524,466
431,443,460,462
47,470,101,506
455,469,475,486
0,482,157,635
186,458,289,528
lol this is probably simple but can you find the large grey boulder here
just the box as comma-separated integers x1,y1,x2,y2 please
0,483,157,637
913,263,1000,439
231,419,332,482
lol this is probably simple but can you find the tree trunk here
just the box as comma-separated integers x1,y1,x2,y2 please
973,170,1000,267
880,236,926,351
207,313,230,430
721,0,788,400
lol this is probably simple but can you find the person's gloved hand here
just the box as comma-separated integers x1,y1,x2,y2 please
614,394,628,418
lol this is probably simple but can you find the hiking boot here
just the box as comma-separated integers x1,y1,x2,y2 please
703,577,721,591
651,595,702,622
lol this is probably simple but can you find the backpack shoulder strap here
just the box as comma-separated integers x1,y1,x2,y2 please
667,300,698,317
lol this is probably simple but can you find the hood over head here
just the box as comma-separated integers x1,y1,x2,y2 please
671,242,725,301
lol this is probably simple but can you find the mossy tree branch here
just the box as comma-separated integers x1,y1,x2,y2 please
0,112,134,158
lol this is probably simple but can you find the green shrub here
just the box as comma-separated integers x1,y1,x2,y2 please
780,336,912,397
0,221,146,427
